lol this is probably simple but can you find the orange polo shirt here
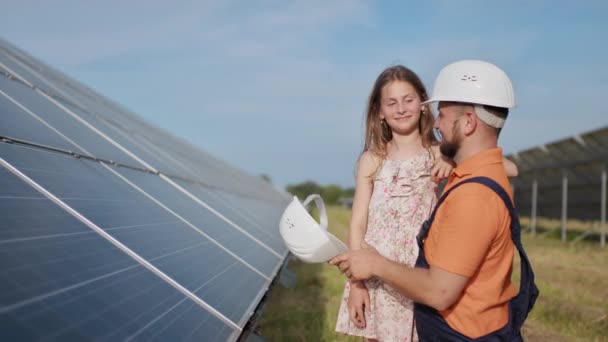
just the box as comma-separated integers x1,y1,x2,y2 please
424,148,517,338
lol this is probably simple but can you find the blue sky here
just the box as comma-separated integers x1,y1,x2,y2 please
1,1,607,188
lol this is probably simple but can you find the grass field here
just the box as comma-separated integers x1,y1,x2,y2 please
259,206,608,342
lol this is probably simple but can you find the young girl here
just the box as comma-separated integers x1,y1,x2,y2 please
335,65,517,341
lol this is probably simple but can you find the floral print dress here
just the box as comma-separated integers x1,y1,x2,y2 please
336,151,438,342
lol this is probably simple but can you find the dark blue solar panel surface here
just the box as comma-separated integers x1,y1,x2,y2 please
0,81,83,152
0,143,268,325
0,51,54,94
115,167,281,277
218,190,290,236
0,164,234,342
1,39,291,340
3,44,289,201
212,189,290,253
174,179,288,254
0,75,143,167
51,98,191,177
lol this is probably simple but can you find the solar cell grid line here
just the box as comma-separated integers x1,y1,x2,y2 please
0,87,85,154
0,143,269,328
210,188,289,247
109,166,281,277
0,44,85,97
142,140,265,199
209,188,285,234
215,182,291,240
0,164,235,341
139,129,281,200
2,45,252,198
128,133,229,191
38,89,163,172
0,50,89,112
2,42,293,202
0,75,144,167
159,174,284,258
3,46,288,203
219,189,289,224
0,155,241,332
52,98,188,178
0,56,155,171
0,41,123,123
212,188,290,241
0,51,84,111
1,38,289,317
2,76,284,261
3,61,287,254
0,60,34,89
172,178,287,255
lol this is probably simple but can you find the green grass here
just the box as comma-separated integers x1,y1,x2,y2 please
259,207,608,341
259,206,358,341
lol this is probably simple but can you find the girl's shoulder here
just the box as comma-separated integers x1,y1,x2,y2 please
360,150,382,164
357,151,383,180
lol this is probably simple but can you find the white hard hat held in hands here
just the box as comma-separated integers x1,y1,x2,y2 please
279,194,348,263
422,60,515,128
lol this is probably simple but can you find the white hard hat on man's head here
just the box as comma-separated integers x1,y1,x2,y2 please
423,59,515,108
422,60,515,128
279,194,348,263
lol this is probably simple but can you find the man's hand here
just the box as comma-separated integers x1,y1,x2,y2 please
330,244,381,281
347,281,370,328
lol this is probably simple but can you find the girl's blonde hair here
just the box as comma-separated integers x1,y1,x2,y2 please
363,65,437,160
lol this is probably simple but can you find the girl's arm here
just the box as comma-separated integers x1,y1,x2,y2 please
430,145,455,182
502,157,519,177
345,151,376,328
348,151,376,251
430,145,520,179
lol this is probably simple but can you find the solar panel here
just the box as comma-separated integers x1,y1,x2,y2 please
0,39,290,340
173,179,288,254
112,167,283,277
0,75,143,167
0,81,82,152
510,126,608,221
0,165,237,342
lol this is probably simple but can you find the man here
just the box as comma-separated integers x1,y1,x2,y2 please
331,60,538,341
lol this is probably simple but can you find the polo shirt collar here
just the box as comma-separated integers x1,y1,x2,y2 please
452,147,504,178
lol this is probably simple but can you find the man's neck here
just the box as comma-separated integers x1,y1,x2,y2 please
454,138,498,165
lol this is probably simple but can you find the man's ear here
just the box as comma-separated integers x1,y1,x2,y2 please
462,109,477,136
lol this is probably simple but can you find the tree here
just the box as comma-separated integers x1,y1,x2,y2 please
285,181,353,206
286,181,322,200
320,185,343,205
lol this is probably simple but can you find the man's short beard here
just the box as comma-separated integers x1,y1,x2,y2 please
440,141,458,159
439,121,462,159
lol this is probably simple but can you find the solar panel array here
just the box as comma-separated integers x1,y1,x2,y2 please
0,38,291,341
507,126,607,244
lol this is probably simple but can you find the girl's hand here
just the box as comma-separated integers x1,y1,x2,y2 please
347,281,370,328
431,155,454,183
502,157,519,177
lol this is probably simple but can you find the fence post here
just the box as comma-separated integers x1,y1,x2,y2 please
561,174,568,243
601,169,606,248
531,179,538,236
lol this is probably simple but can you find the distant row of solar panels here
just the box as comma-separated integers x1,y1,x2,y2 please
0,38,290,341
508,126,608,220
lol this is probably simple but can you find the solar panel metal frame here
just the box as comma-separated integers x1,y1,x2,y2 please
0,38,291,340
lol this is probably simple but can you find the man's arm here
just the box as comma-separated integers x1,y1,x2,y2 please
331,249,468,311
373,258,469,311
331,185,502,311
